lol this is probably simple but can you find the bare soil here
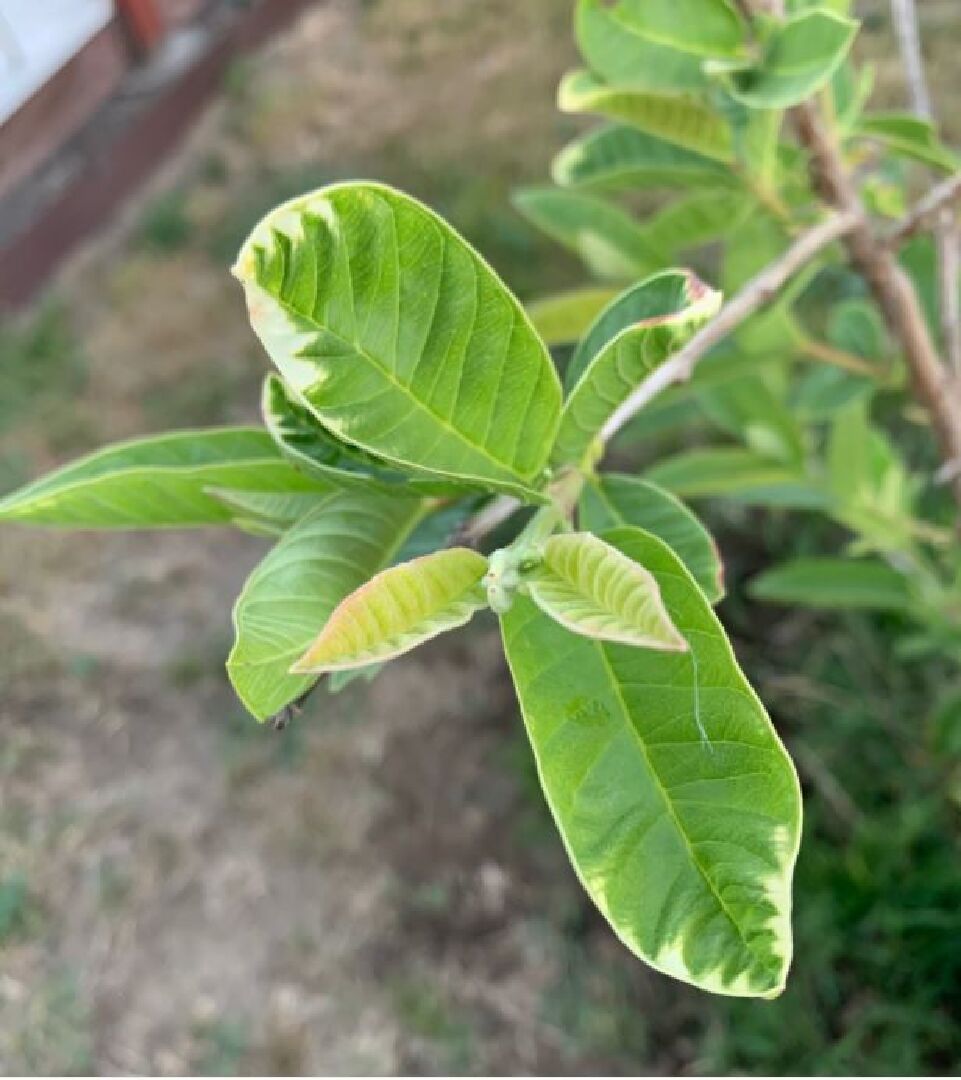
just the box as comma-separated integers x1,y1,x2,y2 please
0,2,671,1073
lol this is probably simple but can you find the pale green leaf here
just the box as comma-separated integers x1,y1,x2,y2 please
512,187,657,281
554,124,735,192
234,182,562,501
749,556,913,612
580,474,724,603
528,531,686,650
728,10,858,110
502,525,801,997
0,428,329,529
293,547,488,673
227,490,424,720
852,113,960,174
576,0,747,94
554,270,722,466
646,447,827,508
526,287,620,346
698,375,806,465
559,70,734,162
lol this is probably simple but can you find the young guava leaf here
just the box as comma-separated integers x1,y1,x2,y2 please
0,428,329,529
638,191,751,261
227,490,424,720
233,182,561,502
558,70,734,163
501,525,802,998
554,124,734,192
576,0,746,93
528,531,687,650
512,187,658,281
292,547,488,674
553,270,722,466
580,474,724,603
727,9,857,110
526,287,620,346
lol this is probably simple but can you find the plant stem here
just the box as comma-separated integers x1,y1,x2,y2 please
598,210,862,443
796,336,880,378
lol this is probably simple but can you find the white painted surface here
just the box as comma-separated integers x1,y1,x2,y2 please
0,0,113,124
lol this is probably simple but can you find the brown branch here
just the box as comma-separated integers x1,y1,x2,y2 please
599,211,863,442
792,100,961,507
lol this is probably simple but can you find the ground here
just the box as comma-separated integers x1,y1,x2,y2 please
2,1,961,1075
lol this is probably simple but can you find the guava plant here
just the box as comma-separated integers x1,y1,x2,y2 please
0,181,801,999
5,0,961,1002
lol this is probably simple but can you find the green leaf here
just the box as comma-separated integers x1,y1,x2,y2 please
205,487,329,531
227,490,424,720
554,124,734,192
293,547,488,673
749,556,913,612
0,428,329,529
558,70,734,162
852,113,960,173
526,287,621,346
646,447,827,508
638,191,751,261
728,9,858,110
262,372,408,492
698,374,806,465
501,525,801,997
528,531,687,650
234,182,562,501
580,474,724,603
576,0,747,94
512,187,657,281
554,270,722,466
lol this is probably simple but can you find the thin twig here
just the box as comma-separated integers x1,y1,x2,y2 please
888,0,961,376
887,172,961,246
599,211,863,442
889,0,933,120
453,494,521,548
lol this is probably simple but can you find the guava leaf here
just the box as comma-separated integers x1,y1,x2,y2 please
580,474,724,603
205,487,329,531
576,0,747,93
501,525,801,997
554,270,722,466
0,428,329,529
526,287,620,346
638,191,751,261
513,187,657,280
852,113,960,173
749,556,913,612
528,531,687,650
234,182,561,502
728,9,857,110
227,490,424,720
559,70,734,162
554,124,734,192
293,547,488,674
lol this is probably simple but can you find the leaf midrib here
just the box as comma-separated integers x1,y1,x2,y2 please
265,284,544,487
592,638,774,975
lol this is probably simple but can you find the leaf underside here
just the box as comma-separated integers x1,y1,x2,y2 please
234,182,561,501
502,525,801,998
227,489,424,720
293,547,488,673
0,428,328,529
